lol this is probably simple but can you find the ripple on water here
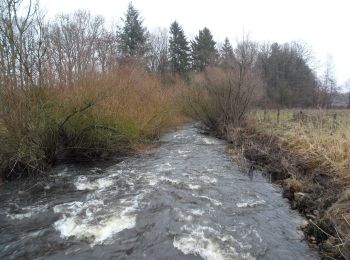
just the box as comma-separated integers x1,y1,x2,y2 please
6,204,49,220
195,195,223,206
157,162,175,172
236,199,266,208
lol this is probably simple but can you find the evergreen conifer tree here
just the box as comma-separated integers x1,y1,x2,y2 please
119,2,148,58
191,27,217,71
169,21,190,77
220,37,235,69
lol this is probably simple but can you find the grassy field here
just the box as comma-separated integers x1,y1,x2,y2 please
249,109,350,179
244,109,350,258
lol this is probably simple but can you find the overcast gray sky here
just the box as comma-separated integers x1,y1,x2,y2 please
41,0,349,87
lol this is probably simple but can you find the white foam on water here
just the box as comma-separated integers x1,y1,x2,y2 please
173,133,184,139
201,137,218,145
146,176,159,186
190,209,205,216
253,229,263,243
140,172,159,186
236,199,266,208
188,184,201,190
200,176,217,184
6,204,48,220
160,176,180,185
53,195,140,246
54,212,135,245
174,233,226,260
109,169,123,178
174,225,255,260
157,162,174,172
177,212,194,222
176,208,206,222
74,176,114,191
197,195,223,206
56,167,69,177
177,149,190,157
7,212,33,220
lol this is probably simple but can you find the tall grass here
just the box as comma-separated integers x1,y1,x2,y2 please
250,109,350,179
0,66,185,179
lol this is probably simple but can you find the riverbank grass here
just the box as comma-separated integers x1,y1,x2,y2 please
244,109,350,259
250,109,350,179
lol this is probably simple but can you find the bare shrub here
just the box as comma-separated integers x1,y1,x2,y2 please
184,37,263,134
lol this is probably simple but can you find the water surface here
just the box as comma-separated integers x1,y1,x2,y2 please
0,124,318,259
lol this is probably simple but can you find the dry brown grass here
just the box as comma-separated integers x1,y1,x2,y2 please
249,109,350,180
247,108,350,259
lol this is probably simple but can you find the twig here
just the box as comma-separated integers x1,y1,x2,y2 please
343,214,350,227
309,219,336,239
58,102,94,129
80,124,120,135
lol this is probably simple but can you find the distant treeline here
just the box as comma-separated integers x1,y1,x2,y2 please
0,0,339,108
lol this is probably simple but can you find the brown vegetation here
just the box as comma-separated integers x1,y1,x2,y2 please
184,37,263,133
0,67,185,180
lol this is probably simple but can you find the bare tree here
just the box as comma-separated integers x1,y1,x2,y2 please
0,0,42,88
344,79,350,109
148,28,169,74
48,11,107,85
319,55,337,108
95,28,119,73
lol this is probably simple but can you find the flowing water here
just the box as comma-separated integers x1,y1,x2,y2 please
0,124,318,260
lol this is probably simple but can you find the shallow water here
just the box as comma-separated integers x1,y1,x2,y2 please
0,124,318,259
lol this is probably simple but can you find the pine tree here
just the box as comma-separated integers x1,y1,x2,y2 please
119,2,148,58
169,21,190,78
220,37,235,69
191,27,217,71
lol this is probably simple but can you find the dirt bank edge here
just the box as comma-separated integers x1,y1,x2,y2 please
225,127,350,260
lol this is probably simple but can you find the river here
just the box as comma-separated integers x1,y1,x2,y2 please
0,124,318,259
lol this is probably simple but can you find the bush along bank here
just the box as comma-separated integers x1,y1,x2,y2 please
0,67,186,181
225,125,350,260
